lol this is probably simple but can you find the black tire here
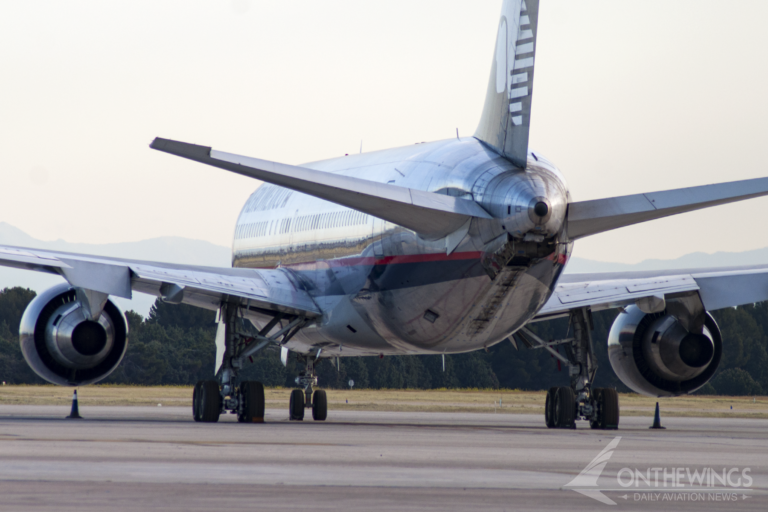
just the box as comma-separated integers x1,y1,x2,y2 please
289,389,305,421
602,388,620,430
544,387,557,428
199,380,221,423
590,388,603,429
192,381,203,422
554,386,576,429
312,390,328,421
590,387,620,430
238,381,265,423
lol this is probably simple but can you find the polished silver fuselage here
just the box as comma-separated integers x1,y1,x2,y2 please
232,137,571,357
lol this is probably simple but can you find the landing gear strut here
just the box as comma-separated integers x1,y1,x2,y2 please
289,353,327,421
518,307,619,430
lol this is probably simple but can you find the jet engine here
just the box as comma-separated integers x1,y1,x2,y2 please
607,304,721,397
19,283,128,386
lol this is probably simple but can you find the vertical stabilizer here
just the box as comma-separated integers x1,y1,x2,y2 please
474,0,540,168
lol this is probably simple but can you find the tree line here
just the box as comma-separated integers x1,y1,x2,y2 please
0,286,765,395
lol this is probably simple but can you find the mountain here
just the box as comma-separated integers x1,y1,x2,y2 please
565,247,768,274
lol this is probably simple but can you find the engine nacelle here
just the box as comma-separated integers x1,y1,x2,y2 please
19,284,129,386
608,305,721,397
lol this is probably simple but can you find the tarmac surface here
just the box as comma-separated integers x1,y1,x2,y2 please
0,405,766,511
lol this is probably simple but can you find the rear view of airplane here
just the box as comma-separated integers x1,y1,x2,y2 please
5,0,768,428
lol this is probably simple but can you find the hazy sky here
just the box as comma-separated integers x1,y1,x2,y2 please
2,0,767,263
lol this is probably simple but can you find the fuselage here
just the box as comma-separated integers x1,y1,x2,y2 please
232,137,572,357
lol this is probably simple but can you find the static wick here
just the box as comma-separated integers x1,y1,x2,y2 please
456,128,460,140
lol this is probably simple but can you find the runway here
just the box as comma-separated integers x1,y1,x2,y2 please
0,405,766,511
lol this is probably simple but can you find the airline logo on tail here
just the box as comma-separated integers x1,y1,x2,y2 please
508,2,534,126
495,1,534,127
479,0,539,168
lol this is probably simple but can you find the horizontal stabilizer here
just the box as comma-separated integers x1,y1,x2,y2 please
567,176,768,240
151,138,491,240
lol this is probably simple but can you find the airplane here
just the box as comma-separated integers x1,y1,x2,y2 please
5,0,768,429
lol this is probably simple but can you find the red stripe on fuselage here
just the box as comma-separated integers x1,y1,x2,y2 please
280,251,483,271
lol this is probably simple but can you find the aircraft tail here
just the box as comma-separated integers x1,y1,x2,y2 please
474,0,540,169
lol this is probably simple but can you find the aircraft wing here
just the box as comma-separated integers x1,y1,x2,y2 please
0,245,321,318
534,264,768,321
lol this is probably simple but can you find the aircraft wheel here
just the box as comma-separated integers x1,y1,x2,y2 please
289,389,305,421
199,380,221,423
590,388,604,429
601,388,620,429
238,381,265,423
192,381,203,422
554,386,575,429
590,388,620,430
544,387,557,428
312,390,327,421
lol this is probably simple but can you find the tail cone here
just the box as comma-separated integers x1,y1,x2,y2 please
66,389,82,419
649,401,665,429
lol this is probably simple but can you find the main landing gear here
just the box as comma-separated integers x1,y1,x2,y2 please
289,353,327,421
192,299,311,424
193,379,265,423
518,308,619,430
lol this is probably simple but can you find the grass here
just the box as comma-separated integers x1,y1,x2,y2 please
0,385,766,419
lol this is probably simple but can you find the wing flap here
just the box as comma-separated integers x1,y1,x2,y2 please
131,263,320,316
0,247,71,272
539,275,699,317
150,138,492,240
536,265,768,321
0,245,321,318
694,269,768,311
